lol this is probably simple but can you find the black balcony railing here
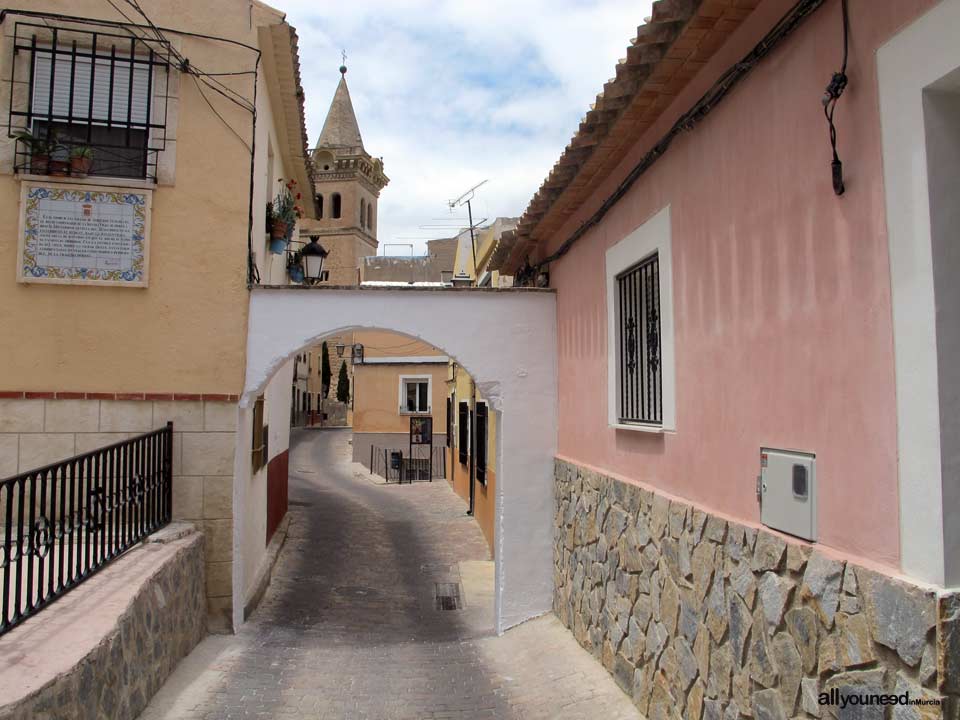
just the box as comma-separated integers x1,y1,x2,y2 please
369,444,446,483
0,423,173,636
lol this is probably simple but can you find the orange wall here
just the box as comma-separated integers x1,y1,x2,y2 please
352,363,448,434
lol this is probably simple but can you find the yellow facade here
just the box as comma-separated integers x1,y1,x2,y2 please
0,0,313,395
446,360,497,554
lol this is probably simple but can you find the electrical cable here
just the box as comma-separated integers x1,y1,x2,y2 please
191,74,251,152
526,0,829,273
822,0,849,195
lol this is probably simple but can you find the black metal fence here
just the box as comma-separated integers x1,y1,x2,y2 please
369,445,447,483
617,252,662,425
0,423,173,636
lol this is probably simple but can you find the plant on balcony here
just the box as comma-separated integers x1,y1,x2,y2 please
286,249,304,283
14,130,64,175
69,145,94,176
268,179,304,254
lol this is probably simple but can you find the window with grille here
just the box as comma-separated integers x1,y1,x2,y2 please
401,377,430,413
475,402,488,484
446,396,453,448
616,253,662,425
10,21,171,181
251,395,267,472
606,206,675,431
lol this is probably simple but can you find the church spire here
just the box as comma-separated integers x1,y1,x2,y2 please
317,64,363,150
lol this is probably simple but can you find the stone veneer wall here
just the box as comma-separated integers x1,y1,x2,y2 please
553,459,959,720
0,528,206,720
0,397,236,631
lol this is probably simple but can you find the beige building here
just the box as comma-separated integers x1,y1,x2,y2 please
351,330,448,474
0,0,314,632
299,67,388,285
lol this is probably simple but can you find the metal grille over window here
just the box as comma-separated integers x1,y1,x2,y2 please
617,253,662,425
458,402,469,464
10,21,172,181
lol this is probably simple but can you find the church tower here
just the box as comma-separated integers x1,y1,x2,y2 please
301,63,389,285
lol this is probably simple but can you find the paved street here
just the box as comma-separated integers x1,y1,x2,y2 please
139,428,639,720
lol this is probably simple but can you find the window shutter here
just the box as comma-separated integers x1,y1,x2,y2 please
458,402,469,464
32,52,150,125
446,397,452,448
475,403,487,484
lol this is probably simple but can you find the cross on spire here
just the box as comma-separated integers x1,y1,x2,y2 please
340,49,347,75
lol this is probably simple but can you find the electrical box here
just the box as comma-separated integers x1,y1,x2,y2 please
759,448,816,541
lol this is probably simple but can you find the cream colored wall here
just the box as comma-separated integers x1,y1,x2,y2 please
0,0,291,394
352,363,448,434
353,329,443,359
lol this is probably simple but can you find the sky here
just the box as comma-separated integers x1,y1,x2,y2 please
281,0,654,255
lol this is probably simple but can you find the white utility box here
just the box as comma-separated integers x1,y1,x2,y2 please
759,448,816,541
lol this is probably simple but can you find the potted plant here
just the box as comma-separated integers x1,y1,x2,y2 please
13,130,61,175
69,146,94,176
268,179,305,254
287,249,304,283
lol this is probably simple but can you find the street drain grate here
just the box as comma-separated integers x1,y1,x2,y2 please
435,582,462,610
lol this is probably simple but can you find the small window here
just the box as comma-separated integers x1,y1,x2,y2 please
606,206,675,431
251,395,267,471
332,193,342,219
475,402,488,484
458,401,469,464
401,377,430,413
367,204,373,231
360,197,366,228
317,194,324,219
615,253,662,425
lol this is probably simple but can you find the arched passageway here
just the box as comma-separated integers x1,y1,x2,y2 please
233,286,558,633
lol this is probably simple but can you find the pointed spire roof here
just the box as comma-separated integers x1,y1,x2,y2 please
317,67,363,150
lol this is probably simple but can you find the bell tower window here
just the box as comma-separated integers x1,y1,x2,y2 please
332,193,342,219
317,194,324,219
360,197,366,228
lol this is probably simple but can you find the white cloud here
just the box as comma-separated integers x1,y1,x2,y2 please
283,0,653,253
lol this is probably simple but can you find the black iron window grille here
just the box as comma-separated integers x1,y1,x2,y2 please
446,397,453,448
0,423,173,637
9,21,172,181
475,402,488,485
617,253,662,425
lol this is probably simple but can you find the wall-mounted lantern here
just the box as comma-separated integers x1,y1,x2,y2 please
335,342,346,358
301,236,328,285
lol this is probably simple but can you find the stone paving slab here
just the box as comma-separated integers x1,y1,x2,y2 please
139,429,640,720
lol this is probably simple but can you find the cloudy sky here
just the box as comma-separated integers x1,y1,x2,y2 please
281,0,653,255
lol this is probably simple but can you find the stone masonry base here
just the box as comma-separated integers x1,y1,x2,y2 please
553,458,959,720
0,524,206,720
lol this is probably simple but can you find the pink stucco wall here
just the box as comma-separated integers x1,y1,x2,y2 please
546,0,938,571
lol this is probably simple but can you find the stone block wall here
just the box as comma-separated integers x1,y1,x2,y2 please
553,459,959,720
0,396,237,632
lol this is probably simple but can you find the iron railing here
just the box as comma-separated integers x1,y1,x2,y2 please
0,423,173,636
617,253,662,425
369,445,447,483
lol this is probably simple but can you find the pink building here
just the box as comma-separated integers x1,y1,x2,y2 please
496,0,959,715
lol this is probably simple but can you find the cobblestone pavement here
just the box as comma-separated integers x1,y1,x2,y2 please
139,429,640,720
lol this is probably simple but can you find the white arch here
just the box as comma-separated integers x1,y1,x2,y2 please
236,287,558,633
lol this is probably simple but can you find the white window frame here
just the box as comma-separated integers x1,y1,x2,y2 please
399,374,431,415
605,205,676,432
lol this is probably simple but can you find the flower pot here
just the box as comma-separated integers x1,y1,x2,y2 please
269,237,288,255
270,219,288,240
288,265,304,283
47,159,69,176
70,156,92,176
30,154,50,174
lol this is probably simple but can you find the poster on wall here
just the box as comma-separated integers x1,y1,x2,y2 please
17,181,151,287
410,416,433,445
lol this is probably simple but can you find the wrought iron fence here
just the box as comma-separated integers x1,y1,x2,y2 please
0,423,173,636
369,445,447,483
616,253,662,425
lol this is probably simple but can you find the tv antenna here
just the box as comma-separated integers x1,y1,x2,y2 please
448,180,488,279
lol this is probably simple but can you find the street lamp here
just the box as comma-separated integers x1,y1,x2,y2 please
301,236,328,285
335,342,346,358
